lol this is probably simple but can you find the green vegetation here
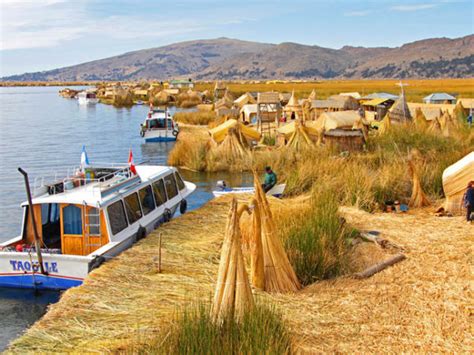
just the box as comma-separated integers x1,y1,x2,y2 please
284,188,356,284
155,302,291,354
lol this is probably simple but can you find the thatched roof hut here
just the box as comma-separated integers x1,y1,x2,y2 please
283,91,303,120
388,93,412,122
442,151,474,215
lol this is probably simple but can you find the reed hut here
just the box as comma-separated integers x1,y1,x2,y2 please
457,98,474,116
256,92,282,135
113,86,134,107
209,118,260,145
151,91,172,106
453,102,468,125
442,151,474,215
132,89,149,102
308,89,317,101
310,95,359,120
240,104,258,123
214,81,227,101
387,93,412,123
361,98,394,122
234,92,256,109
283,91,303,121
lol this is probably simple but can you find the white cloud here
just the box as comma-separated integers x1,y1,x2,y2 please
344,10,371,17
390,4,438,11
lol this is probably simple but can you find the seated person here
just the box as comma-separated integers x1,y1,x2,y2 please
262,166,277,193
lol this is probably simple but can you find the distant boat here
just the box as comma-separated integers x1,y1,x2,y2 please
0,162,195,290
212,181,286,198
140,107,179,142
77,91,99,105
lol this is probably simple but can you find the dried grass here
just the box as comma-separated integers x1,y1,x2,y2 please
9,197,472,353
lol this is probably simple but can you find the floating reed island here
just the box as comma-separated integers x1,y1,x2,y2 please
8,190,472,353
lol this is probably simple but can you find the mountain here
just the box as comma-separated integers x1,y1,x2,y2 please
3,36,473,81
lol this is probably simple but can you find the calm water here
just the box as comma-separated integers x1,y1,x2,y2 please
0,86,253,350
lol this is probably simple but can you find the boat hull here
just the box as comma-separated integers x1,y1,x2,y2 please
78,98,99,105
143,129,177,142
0,201,182,290
212,184,286,198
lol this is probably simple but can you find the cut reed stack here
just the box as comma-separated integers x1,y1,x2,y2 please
286,120,314,150
408,149,431,208
212,198,254,323
253,172,301,293
214,126,249,161
249,197,265,290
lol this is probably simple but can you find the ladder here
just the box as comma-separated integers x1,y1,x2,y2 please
83,205,101,253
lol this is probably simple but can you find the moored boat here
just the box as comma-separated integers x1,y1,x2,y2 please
77,91,99,105
0,161,195,290
140,107,179,142
212,181,286,198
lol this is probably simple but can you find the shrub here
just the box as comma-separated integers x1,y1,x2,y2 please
284,188,356,284
160,302,292,354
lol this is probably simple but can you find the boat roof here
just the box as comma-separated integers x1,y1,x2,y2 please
27,165,176,207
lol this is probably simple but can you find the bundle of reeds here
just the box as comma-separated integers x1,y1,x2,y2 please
113,87,134,107
286,120,314,150
248,197,264,290
253,172,301,293
151,91,171,106
379,114,391,135
213,126,250,162
408,149,431,208
414,108,428,130
212,198,254,323
427,117,442,134
453,102,467,125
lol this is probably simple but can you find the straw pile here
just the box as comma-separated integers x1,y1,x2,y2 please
408,149,431,208
286,120,315,150
414,108,428,130
213,126,250,162
113,86,134,107
453,102,467,125
151,91,172,106
378,114,391,134
253,172,301,293
211,198,254,323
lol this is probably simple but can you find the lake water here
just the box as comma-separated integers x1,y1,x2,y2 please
0,86,253,350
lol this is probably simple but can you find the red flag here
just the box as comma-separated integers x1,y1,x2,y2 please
128,148,137,175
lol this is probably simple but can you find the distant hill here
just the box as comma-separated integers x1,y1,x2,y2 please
3,36,473,81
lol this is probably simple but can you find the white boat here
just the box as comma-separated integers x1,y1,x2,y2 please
0,164,195,290
140,108,179,142
212,181,286,198
77,91,99,105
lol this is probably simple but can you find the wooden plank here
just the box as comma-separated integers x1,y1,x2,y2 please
354,254,406,279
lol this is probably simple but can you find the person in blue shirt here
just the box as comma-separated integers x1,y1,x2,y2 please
463,181,474,222
262,166,277,193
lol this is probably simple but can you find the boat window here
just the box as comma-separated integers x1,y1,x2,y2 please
108,200,128,235
63,205,83,235
175,172,186,191
164,174,178,199
139,185,155,215
149,119,159,129
152,179,167,206
88,207,100,236
124,192,143,224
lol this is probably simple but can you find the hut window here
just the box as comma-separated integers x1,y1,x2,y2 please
164,174,178,199
108,200,128,235
175,172,186,191
63,205,83,235
139,185,155,215
152,179,167,206
124,192,143,224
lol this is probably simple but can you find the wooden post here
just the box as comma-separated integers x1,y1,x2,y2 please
354,254,406,279
158,233,162,273
18,168,46,275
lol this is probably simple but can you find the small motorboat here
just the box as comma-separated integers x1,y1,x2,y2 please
212,180,286,198
77,91,99,105
140,107,179,142
0,152,195,290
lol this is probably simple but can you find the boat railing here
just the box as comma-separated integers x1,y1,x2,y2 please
33,163,132,196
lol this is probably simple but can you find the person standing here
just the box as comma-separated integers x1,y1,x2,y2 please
463,181,474,223
262,166,277,193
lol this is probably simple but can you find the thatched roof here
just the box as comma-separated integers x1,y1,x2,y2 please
234,92,256,108
258,92,280,104
407,103,455,118
388,93,412,122
209,118,260,143
315,111,362,131
457,98,474,108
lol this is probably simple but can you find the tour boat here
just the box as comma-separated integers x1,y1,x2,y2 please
140,107,179,142
0,163,195,290
77,91,99,105
212,181,286,198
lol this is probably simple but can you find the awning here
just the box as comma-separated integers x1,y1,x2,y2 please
362,98,390,107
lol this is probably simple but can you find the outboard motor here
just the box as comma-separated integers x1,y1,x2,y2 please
216,180,227,190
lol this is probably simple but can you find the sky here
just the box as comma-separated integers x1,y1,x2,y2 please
0,0,473,77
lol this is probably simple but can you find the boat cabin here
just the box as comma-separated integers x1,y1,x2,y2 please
12,165,189,257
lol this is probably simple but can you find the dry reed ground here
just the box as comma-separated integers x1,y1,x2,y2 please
8,197,473,353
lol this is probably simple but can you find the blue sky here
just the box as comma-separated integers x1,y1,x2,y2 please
0,0,473,76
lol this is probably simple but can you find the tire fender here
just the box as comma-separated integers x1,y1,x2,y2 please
180,199,188,214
